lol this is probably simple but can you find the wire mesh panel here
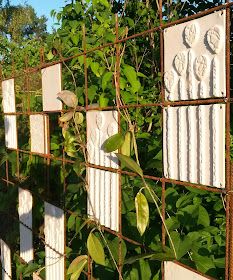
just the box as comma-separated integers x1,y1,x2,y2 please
18,187,33,263
0,1,232,280
87,110,119,231
44,202,65,280
0,240,12,280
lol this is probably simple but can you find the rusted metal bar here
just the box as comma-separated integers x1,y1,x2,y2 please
225,3,232,279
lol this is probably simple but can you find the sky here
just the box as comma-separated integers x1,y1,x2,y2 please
11,0,66,32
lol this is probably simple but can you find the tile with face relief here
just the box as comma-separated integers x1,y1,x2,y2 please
164,10,226,101
87,110,119,231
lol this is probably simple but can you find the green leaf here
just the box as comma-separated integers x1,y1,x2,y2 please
59,111,73,122
102,72,113,91
87,232,105,266
103,133,124,153
135,192,149,236
192,253,216,273
99,94,109,108
75,112,84,125
47,51,54,60
169,232,192,260
197,205,210,227
91,62,101,77
67,255,88,279
121,131,131,157
165,216,180,231
214,257,225,268
123,65,141,92
124,253,154,265
108,237,127,264
115,153,143,177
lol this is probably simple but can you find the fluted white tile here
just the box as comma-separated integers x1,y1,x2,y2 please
18,188,33,263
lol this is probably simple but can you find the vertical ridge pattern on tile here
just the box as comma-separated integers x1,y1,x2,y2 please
30,114,48,154
44,202,65,280
4,115,17,149
1,240,12,280
18,188,33,263
163,104,225,188
87,111,119,231
188,106,197,183
164,261,210,280
178,107,187,181
2,79,16,113
42,64,62,111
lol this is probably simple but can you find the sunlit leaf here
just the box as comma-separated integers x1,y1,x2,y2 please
87,232,105,266
67,255,88,280
115,153,143,177
75,112,84,125
121,131,131,157
135,192,149,235
103,133,124,153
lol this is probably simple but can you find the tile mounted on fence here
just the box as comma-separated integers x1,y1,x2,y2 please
30,114,49,154
18,188,33,263
87,110,119,232
2,79,16,113
44,202,65,280
164,262,211,280
4,115,17,149
163,104,225,188
0,240,12,280
42,63,62,111
164,10,226,101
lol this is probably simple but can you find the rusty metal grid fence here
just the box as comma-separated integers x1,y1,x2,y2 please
0,1,232,280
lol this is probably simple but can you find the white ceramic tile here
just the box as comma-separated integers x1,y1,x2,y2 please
164,262,210,280
44,202,65,280
164,10,226,101
42,64,62,111
163,104,225,188
87,111,119,231
4,115,17,149
0,240,12,280
2,79,16,113
18,188,33,263
30,114,49,154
